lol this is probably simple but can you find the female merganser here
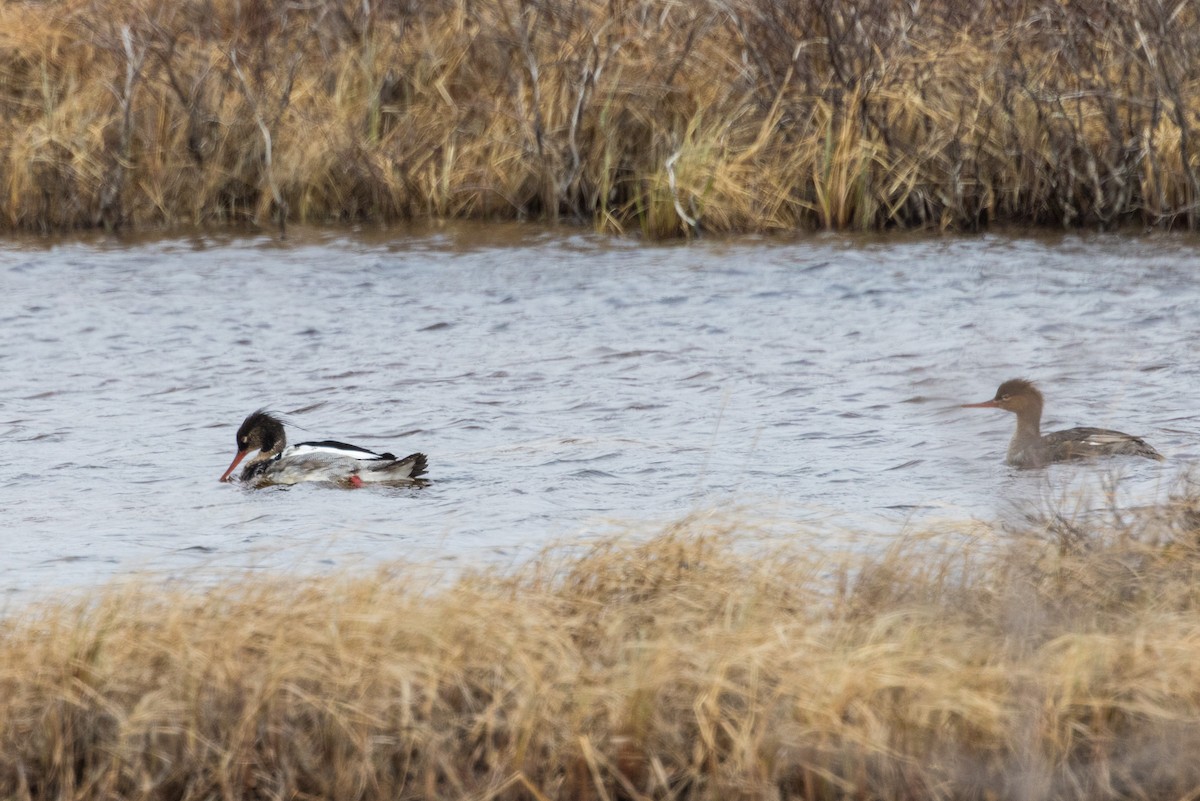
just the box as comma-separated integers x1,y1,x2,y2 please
219,410,429,488
962,378,1163,468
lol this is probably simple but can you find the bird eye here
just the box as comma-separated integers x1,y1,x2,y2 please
1000,395,1010,401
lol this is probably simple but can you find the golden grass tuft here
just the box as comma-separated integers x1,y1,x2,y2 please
5,497,1200,799
4,0,1200,236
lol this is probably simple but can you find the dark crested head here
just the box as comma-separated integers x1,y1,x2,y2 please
221,409,288,482
236,409,286,454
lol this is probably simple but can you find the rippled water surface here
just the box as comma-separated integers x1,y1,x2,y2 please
3,225,1199,602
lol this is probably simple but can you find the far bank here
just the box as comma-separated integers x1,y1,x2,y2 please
4,0,1200,237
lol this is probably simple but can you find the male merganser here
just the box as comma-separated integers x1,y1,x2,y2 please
962,378,1163,468
219,410,429,488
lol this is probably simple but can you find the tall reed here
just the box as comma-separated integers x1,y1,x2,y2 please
2,0,1200,236
4,498,1200,800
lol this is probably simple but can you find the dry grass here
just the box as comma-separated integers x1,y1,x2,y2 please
6,497,1200,800
3,0,1200,237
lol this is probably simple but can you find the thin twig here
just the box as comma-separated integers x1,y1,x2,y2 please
665,147,699,233
230,50,288,238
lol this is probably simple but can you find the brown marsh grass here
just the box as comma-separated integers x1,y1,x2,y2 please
3,0,1200,237
5,498,1200,800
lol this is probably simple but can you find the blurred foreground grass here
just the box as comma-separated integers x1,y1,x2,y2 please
5,0,1200,236
5,497,1200,800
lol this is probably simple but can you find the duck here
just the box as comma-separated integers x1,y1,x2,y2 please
219,410,429,488
962,378,1163,468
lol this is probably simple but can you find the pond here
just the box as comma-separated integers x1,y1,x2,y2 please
2,224,1196,602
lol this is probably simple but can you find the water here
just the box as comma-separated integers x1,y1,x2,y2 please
2,224,1197,602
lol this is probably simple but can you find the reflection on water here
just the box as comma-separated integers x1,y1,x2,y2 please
1,224,1197,601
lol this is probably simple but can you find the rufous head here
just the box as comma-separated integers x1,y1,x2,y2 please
962,378,1044,416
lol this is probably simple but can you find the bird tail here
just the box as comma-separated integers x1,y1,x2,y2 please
362,452,429,486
